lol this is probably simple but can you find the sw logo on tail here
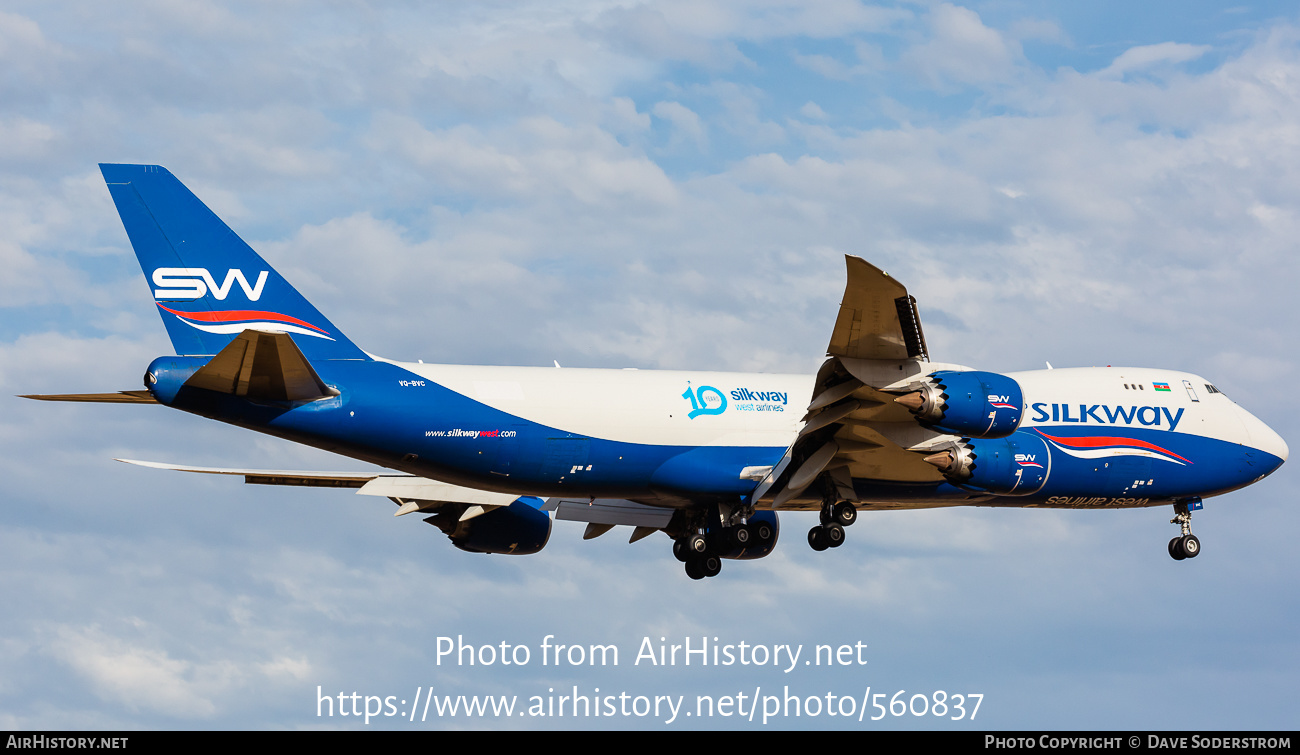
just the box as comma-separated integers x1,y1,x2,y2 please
152,268,269,301
21,164,1288,579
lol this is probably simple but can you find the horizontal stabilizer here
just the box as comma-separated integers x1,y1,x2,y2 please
185,329,336,403
20,391,158,404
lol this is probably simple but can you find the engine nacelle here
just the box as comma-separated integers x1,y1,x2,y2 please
897,370,1024,438
426,497,552,555
924,432,1050,496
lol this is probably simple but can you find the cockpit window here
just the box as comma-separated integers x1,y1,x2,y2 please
1205,384,1223,396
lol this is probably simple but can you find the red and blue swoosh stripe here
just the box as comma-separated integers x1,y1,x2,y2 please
156,303,334,340
1035,429,1192,466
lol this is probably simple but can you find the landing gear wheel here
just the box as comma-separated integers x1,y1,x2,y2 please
687,533,708,555
1168,500,1201,562
673,539,690,563
832,502,857,527
732,524,752,548
825,523,845,548
808,526,829,552
754,521,774,543
701,555,722,577
685,559,705,580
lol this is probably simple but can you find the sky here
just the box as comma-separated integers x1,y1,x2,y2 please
2,0,1298,731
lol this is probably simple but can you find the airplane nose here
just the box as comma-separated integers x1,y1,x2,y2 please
1238,406,1288,469
1260,424,1289,464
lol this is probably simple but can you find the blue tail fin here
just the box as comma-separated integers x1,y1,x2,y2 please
100,164,366,360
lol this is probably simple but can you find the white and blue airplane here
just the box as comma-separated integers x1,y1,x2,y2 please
24,164,1288,579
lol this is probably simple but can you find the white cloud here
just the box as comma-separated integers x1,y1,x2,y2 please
365,113,678,206
594,0,909,56
652,100,707,148
793,40,884,81
606,96,651,135
1008,17,1067,44
792,51,857,81
799,101,828,120
47,625,227,717
0,10,66,92
0,117,56,160
901,3,1022,89
1099,41,1212,79
696,80,786,146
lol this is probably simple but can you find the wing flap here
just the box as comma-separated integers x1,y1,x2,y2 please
356,477,521,507
549,498,675,529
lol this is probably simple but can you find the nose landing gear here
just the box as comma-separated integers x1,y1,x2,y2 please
1167,499,1202,560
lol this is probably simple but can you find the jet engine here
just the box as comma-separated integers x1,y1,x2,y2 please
895,370,1024,438
425,497,552,555
923,432,1050,496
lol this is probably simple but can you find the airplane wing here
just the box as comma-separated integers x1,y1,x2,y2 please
754,256,965,510
116,458,381,486
116,458,519,519
117,458,553,555
116,458,680,548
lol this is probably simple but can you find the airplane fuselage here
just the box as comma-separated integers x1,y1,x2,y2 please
147,356,1286,511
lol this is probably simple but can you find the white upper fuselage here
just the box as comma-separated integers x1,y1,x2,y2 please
387,360,809,448
1011,367,1284,455
388,360,1285,463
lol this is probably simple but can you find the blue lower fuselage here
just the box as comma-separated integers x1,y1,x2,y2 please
145,357,1286,511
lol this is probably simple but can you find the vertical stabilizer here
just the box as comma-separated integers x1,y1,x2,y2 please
100,164,366,360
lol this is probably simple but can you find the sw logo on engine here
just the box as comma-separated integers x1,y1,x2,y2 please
152,268,269,301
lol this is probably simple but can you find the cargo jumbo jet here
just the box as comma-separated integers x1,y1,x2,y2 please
23,164,1288,579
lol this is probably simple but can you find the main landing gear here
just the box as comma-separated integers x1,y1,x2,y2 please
673,514,776,580
1167,499,1202,561
808,500,856,552
674,542,722,580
